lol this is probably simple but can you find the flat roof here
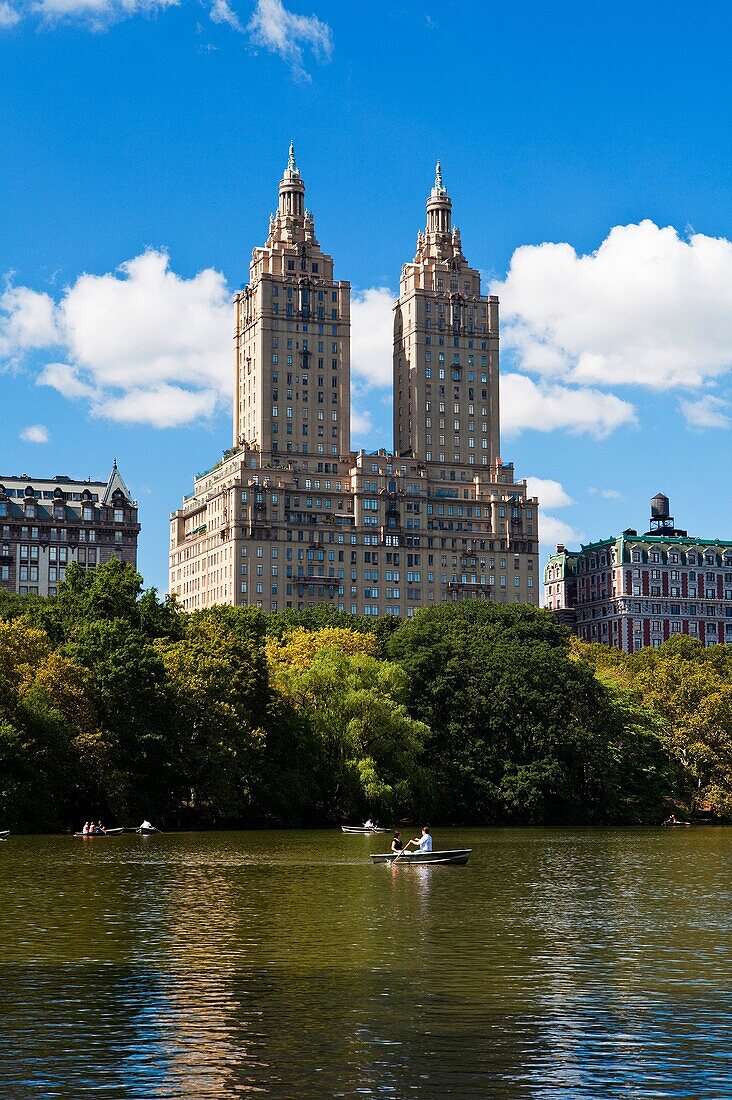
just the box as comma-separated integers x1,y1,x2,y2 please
0,474,106,489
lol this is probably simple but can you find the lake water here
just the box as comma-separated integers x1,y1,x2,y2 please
0,827,729,1098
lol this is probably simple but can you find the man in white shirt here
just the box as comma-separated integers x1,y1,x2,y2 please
408,826,432,853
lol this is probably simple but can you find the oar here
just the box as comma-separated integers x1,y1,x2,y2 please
390,840,413,866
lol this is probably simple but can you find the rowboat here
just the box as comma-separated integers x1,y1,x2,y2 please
0,830,9,840
341,825,390,834
371,848,472,866
74,827,125,837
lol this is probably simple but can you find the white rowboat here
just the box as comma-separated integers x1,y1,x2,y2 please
371,848,472,866
341,825,390,834
74,827,125,837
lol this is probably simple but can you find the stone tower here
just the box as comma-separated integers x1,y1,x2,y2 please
233,143,351,461
393,163,501,466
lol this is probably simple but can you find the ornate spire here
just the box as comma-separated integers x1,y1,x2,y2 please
426,158,452,235
277,141,306,225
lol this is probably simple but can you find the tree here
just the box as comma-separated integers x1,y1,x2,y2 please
266,605,379,641
576,635,732,816
158,616,271,823
632,639,732,813
270,636,429,821
0,617,102,829
65,619,173,819
266,626,378,671
388,603,666,824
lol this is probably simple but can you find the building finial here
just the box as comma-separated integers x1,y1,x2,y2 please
435,160,443,190
288,141,297,173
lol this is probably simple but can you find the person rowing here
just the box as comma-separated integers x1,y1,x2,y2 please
363,817,375,829
404,826,432,854
140,819,154,831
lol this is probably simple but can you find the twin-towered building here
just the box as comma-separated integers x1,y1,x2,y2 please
169,147,539,616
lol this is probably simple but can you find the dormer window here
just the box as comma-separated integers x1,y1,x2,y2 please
114,508,124,523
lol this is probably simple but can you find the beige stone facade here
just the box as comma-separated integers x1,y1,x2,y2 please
233,144,351,460
169,150,539,616
394,163,500,467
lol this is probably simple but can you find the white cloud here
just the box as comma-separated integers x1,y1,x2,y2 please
0,285,60,360
523,476,582,550
492,221,732,389
33,0,179,29
350,406,373,439
501,373,637,439
247,0,332,81
209,0,240,30
351,286,393,388
93,385,218,427
2,250,232,429
20,423,50,443
679,393,731,430
525,477,574,510
0,1,21,26
539,512,584,549
58,251,230,393
37,362,97,399
587,486,624,500
9,0,243,33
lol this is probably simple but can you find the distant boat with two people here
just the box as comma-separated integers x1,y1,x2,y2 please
74,819,161,837
341,817,389,834
662,814,691,827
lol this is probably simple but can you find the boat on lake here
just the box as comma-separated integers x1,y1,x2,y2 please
0,830,9,840
74,827,125,837
341,825,390,834
371,848,472,865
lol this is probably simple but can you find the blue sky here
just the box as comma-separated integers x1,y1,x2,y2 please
1,0,731,592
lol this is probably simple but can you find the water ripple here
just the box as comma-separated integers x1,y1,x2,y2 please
0,828,729,1098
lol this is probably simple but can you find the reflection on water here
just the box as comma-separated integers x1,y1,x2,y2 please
0,828,729,1098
